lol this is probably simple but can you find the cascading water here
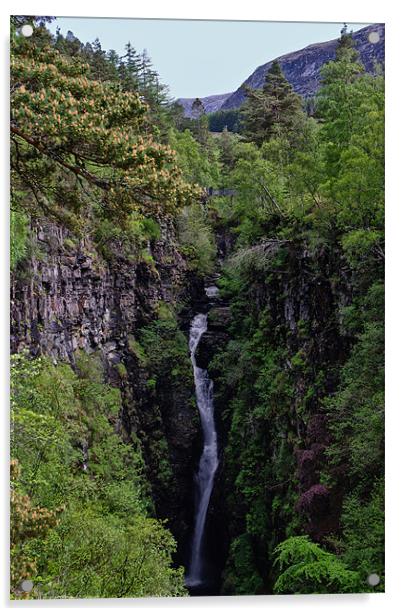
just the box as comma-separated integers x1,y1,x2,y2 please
185,308,219,589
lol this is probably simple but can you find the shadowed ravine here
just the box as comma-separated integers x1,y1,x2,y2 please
185,288,220,593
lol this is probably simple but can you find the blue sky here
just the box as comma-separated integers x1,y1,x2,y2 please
49,18,371,98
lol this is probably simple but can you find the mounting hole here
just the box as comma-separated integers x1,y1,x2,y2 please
21,24,33,37
368,31,380,44
367,573,380,587
20,579,34,592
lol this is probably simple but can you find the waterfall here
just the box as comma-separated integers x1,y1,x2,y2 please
186,311,219,588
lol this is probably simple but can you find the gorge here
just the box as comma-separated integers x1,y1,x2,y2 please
10,17,384,599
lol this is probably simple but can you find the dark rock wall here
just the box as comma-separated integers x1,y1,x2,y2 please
10,218,200,561
200,242,357,591
11,220,185,360
263,244,352,533
267,246,352,541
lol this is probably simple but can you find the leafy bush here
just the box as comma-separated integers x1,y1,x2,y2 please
10,351,186,599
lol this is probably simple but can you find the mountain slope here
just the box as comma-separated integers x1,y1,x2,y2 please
178,23,384,117
221,23,384,110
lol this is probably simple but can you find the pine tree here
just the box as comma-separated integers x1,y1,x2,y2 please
273,536,360,594
336,23,358,62
191,97,205,119
219,126,237,171
138,50,157,100
317,25,366,177
119,42,141,91
10,27,198,230
241,60,305,146
54,29,82,57
90,37,108,80
106,49,120,74
190,98,209,145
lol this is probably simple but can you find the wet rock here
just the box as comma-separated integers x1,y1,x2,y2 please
195,306,231,370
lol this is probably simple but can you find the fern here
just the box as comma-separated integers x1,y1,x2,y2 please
273,536,360,594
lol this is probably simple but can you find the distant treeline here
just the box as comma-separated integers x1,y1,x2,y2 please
208,109,241,132
207,96,317,133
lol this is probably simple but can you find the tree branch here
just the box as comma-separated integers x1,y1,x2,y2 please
11,125,110,190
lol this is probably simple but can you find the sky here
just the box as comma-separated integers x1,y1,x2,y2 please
48,18,371,99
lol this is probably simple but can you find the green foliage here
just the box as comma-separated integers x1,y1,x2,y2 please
116,362,128,379
208,109,240,133
273,536,360,594
127,335,148,366
42,506,185,598
325,319,384,491
217,127,241,174
93,211,160,261
10,23,198,233
136,304,194,494
167,123,220,276
341,229,383,267
212,26,384,595
178,204,217,275
168,127,220,187
318,73,384,233
225,142,288,244
10,459,60,596
139,302,192,389
10,208,29,270
10,351,186,599
213,304,299,594
223,535,263,595
340,480,384,588
241,60,306,147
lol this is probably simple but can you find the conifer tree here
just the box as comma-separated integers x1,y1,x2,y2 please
10,24,198,232
219,126,237,171
336,23,358,62
106,49,120,72
119,42,141,91
89,37,108,80
241,60,305,146
54,29,82,57
191,98,209,145
138,50,158,101
317,25,366,177
191,97,205,119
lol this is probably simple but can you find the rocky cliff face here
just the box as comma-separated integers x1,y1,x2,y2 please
197,240,357,592
257,244,352,541
11,220,185,360
10,219,201,562
178,23,384,117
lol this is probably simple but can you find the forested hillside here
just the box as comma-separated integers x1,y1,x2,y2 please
10,17,384,599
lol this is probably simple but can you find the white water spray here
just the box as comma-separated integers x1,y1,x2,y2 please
186,311,219,587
